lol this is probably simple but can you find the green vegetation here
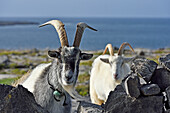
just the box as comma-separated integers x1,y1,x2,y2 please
40,55,48,58
76,85,89,96
80,60,93,66
94,52,103,56
0,64,6,69
147,56,160,64
93,50,118,56
11,69,27,75
0,51,24,56
30,52,37,56
76,72,90,96
78,72,90,83
9,63,18,68
0,76,21,85
154,50,164,54
0,69,28,75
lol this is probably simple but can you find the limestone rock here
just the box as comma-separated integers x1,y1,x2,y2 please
104,90,164,113
77,101,103,113
131,58,158,82
140,84,160,96
165,109,170,113
0,55,10,68
122,73,140,98
151,68,170,91
166,86,170,108
159,54,170,71
0,55,9,64
0,85,48,113
0,84,13,101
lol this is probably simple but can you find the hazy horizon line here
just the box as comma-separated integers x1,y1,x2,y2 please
0,16,170,19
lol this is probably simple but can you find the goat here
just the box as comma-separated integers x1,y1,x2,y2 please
90,42,135,105
21,20,97,113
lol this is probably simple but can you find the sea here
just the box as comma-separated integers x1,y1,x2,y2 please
0,17,170,50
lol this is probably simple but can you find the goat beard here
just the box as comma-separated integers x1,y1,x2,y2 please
62,84,86,101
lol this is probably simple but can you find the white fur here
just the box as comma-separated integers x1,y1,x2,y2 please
22,63,51,92
90,54,131,105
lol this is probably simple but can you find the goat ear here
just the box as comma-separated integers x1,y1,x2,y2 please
100,58,110,64
48,50,60,58
80,53,93,60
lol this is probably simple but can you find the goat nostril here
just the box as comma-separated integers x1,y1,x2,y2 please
114,74,118,78
65,75,72,80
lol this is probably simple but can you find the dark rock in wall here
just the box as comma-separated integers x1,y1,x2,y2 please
77,101,103,113
140,84,160,96
151,68,170,91
131,58,158,82
122,73,140,98
104,89,163,113
165,109,170,113
0,85,48,113
166,86,170,108
159,54,170,72
0,84,13,101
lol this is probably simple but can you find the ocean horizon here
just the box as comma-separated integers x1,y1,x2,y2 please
0,17,169,50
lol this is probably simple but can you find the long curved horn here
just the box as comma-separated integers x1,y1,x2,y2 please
39,20,69,47
103,44,114,56
118,42,134,55
73,22,97,47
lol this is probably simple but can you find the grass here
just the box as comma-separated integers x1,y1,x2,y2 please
93,50,118,56
154,50,164,54
0,76,21,85
94,52,103,56
78,72,90,83
0,69,28,75
9,63,18,68
11,69,27,75
80,60,93,66
0,51,24,56
0,64,6,69
147,56,160,64
76,85,89,96
76,72,90,96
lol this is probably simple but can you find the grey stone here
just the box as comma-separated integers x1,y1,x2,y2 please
122,73,140,98
77,101,103,113
104,90,164,113
0,84,13,101
140,84,160,96
0,55,10,68
0,85,48,113
0,55,9,64
165,86,170,107
151,68,170,91
139,77,147,85
159,54,170,71
131,58,158,82
139,51,145,56
165,109,170,113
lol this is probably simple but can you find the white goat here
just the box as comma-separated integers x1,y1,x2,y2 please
21,20,97,113
90,42,135,105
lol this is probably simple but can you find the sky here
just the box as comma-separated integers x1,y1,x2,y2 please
0,0,170,18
